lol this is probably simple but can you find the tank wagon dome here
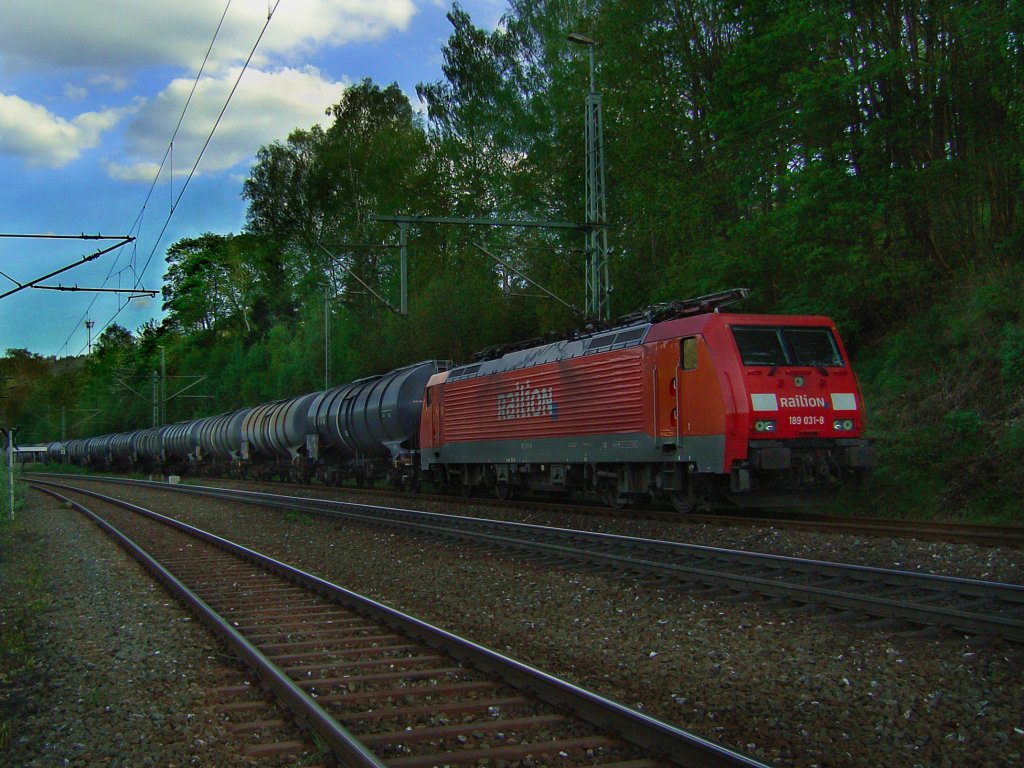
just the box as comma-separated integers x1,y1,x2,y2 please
311,360,446,460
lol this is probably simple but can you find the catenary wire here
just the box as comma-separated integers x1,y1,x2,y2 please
58,0,240,356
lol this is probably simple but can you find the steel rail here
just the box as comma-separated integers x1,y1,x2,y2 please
31,483,386,768
29,471,1024,548
31,478,773,768
30,474,1024,642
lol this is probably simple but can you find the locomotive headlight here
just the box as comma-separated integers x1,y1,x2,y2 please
754,420,777,433
833,419,855,431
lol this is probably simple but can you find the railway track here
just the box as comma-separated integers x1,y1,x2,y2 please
30,478,770,768
33,470,1024,548
158,473,1024,548
31,474,1024,644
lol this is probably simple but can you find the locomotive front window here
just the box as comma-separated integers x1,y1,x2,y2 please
732,328,787,366
732,326,844,368
786,328,843,367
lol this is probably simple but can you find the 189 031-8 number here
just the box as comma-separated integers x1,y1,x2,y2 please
789,415,825,426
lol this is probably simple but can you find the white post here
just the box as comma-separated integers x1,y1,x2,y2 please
2,427,15,520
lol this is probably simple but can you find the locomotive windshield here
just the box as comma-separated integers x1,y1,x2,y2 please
732,326,844,368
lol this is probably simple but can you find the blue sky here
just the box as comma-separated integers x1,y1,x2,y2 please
0,0,504,358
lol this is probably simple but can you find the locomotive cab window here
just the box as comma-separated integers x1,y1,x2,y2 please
786,328,843,367
732,326,843,368
681,337,698,370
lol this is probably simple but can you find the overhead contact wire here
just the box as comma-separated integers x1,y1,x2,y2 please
61,0,237,356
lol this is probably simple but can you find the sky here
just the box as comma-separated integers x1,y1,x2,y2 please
0,0,505,358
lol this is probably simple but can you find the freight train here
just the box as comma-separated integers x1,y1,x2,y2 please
46,290,873,511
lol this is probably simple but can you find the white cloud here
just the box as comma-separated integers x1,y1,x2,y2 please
64,84,88,102
106,160,164,184
0,0,417,74
0,1,414,173
109,66,347,182
0,93,133,168
88,73,132,93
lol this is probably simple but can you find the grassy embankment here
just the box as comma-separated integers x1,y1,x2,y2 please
844,266,1024,523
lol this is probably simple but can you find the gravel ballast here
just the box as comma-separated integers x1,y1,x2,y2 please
4,479,1023,767
0,493,318,767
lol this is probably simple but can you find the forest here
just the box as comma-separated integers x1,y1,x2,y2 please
2,0,1022,520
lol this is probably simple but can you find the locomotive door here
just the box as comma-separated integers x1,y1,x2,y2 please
427,385,443,445
679,335,729,444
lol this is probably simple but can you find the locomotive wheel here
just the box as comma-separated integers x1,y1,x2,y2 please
495,482,513,501
669,490,696,514
602,487,626,509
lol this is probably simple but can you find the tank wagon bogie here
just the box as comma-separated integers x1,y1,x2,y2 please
46,291,871,511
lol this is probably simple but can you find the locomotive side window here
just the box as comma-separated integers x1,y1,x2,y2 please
732,327,844,367
681,337,698,370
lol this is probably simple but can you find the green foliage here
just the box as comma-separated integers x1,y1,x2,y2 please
851,266,1024,520
1000,323,1024,390
1,516,49,685
0,464,25,519
6,0,1023,520
284,509,314,526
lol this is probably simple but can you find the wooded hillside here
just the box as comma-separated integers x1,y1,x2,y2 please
4,1,1022,519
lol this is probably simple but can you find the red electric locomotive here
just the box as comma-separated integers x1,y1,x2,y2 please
419,290,872,510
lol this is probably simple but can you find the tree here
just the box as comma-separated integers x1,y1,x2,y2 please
162,233,293,337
